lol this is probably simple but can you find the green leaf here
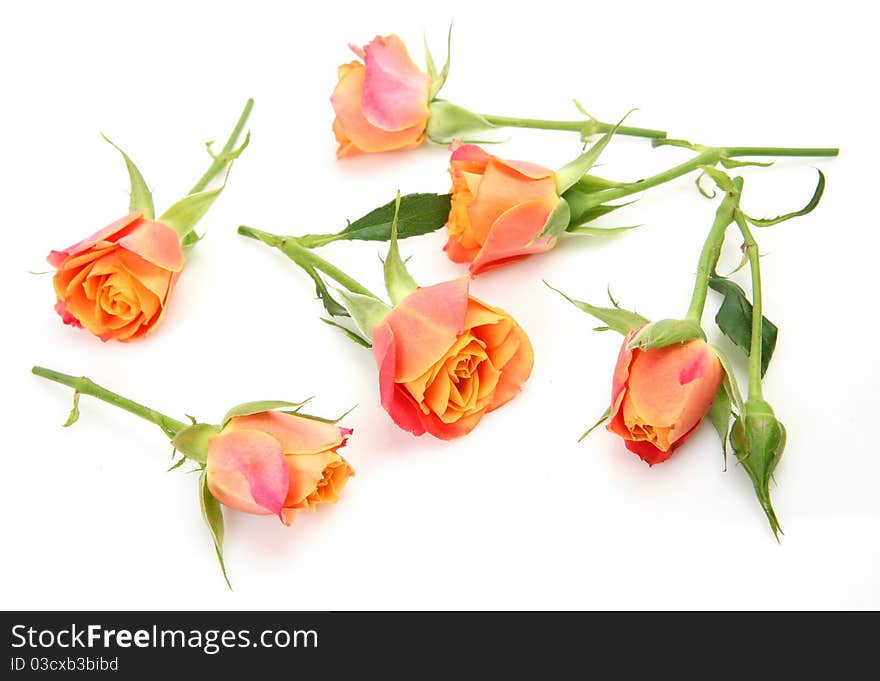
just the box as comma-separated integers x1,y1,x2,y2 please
222,399,313,426
426,24,453,100
158,166,232,240
710,344,745,412
170,423,219,464
709,275,778,377
63,390,80,427
299,193,452,246
531,197,571,243
628,318,705,351
746,169,825,227
426,100,500,144
320,318,372,348
199,471,231,590
566,224,641,237
383,193,418,304
707,385,733,468
336,289,392,342
579,407,610,443
102,134,154,219
554,111,633,194
546,281,648,335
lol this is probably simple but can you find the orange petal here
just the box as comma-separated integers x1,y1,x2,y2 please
469,199,557,275
117,219,185,272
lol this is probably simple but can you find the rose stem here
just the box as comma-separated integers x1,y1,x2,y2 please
684,176,743,325
237,226,382,300
188,98,254,194
31,366,187,438
732,213,765,400
478,114,668,140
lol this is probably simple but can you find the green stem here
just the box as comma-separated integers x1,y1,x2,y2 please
238,226,381,299
577,145,838,210
188,98,254,194
685,178,743,323
32,366,187,438
732,214,765,399
479,113,667,140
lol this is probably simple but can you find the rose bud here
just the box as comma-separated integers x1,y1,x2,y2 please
48,212,184,342
206,410,354,526
331,34,432,158
607,330,724,465
445,143,561,275
372,276,533,439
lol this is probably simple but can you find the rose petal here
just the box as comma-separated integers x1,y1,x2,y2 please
331,60,425,157
469,199,557,275
117,219,185,272
226,411,348,456
47,212,143,267
360,35,431,132
207,430,289,518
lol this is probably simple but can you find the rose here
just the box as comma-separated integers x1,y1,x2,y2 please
445,143,560,275
608,330,724,465
331,34,431,157
206,410,354,526
372,276,533,439
48,211,185,342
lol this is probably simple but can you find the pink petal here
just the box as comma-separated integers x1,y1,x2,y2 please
207,430,289,517
372,320,427,436
226,411,348,456
360,35,431,132
47,212,143,268
469,200,557,275
116,219,185,272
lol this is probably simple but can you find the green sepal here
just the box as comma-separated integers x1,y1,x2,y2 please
531,197,571,244
101,134,155,219
292,404,357,426
709,275,778,377
297,193,452,248
563,186,635,229
579,407,611,443
707,385,733,468
320,317,372,348
304,263,349,318
336,289,392,342
571,174,627,191
554,110,633,195
746,169,825,227
546,282,649,335
383,193,418,305
167,456,187,473
159,166,233,240
426,100,500,145
181,230,204,249
628,318,705,351
700,165,737,193
221,399,313,427
729,399,786,539
566,224,641,237
425,24,452,100
199,470,232,590
170,423,220,464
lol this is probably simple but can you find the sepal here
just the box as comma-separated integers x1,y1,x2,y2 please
336,289,392,342
546,282,648,335
160,166,233,240
554,111,632,195
425,25,453,100
426,100,500,144
628,318,705,350
383,193,419,304
221,399,314,427
102,134,154,219
171,423,220,464
199,470,231,590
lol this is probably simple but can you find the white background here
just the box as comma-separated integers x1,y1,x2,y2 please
2,0,877,610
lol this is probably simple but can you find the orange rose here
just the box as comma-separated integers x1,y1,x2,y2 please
608,330,724,465
331,35,431,157
372,277,533,439
207,411,354,526
48,212,184,342
445,143,561,275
